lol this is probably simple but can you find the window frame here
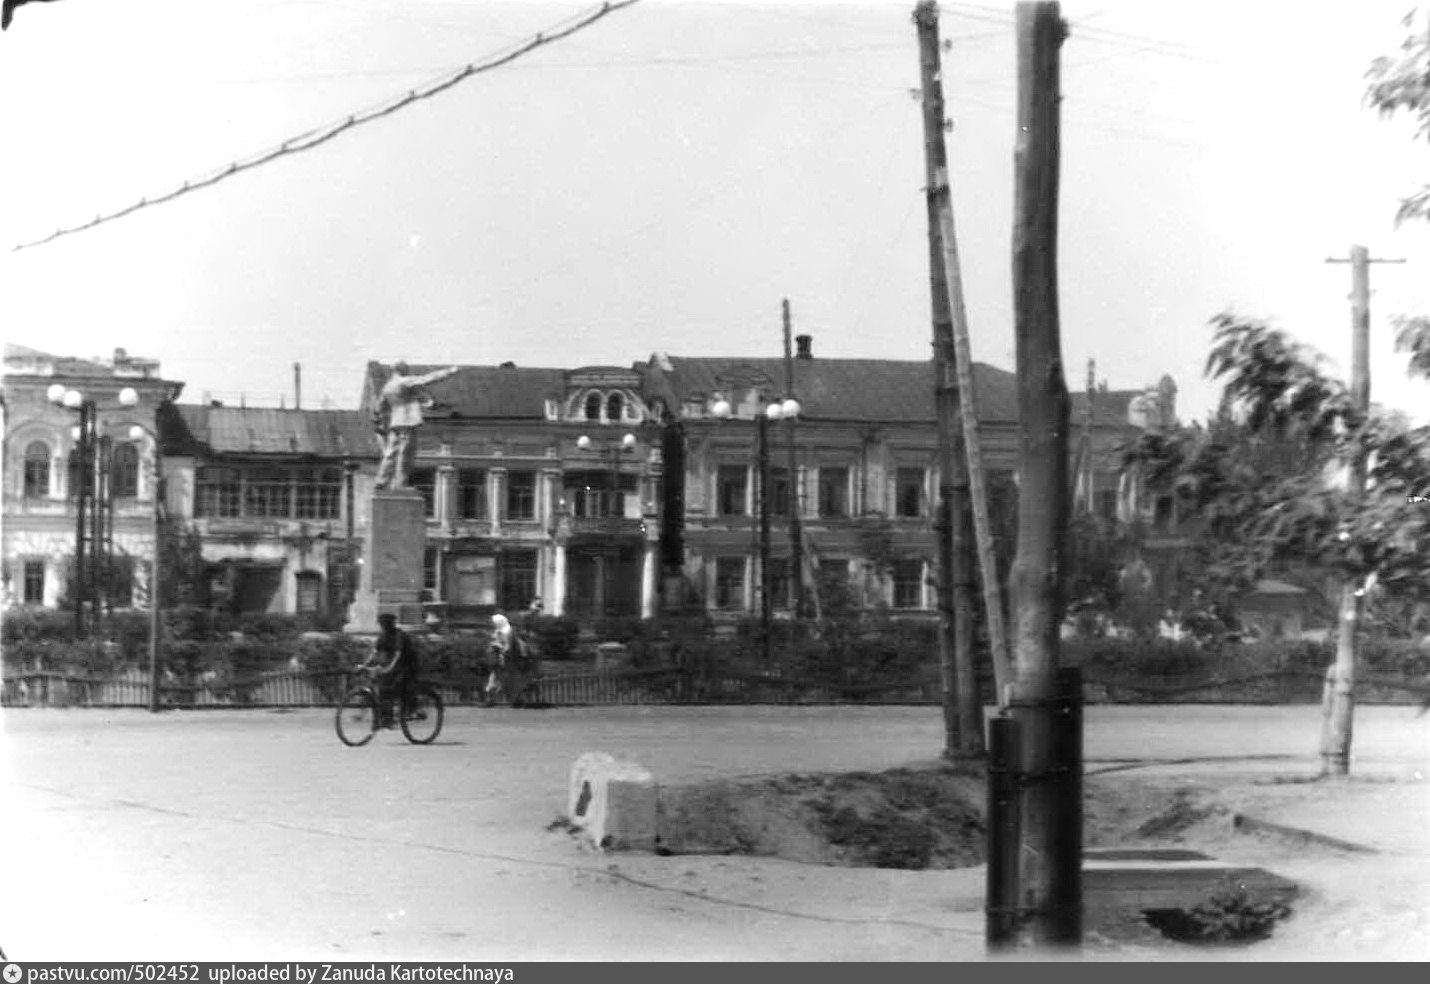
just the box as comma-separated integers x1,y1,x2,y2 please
714,556,745,610
22,441,50,499
716,464,748,517
894,467,926,518
506,470,537,521
891,558,924,610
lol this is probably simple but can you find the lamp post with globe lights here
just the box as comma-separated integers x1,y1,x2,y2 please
48,383,141,637
709,395,799,661
575,431,638,617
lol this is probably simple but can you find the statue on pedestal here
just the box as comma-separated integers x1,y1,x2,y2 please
372,362,460,491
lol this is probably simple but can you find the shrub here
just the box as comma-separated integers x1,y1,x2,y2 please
528,615,581,659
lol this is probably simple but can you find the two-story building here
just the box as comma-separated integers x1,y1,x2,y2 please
4,341,1179,626
2,344,180,610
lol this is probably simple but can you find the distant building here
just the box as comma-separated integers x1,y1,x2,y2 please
2,344,180,610
3,340,1178,626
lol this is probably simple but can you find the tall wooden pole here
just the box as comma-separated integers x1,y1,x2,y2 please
914,0,983,759
1319,245,1403,775
1006,0,1078,950
149,461,164,713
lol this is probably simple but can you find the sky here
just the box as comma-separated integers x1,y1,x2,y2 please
2,0,1430,425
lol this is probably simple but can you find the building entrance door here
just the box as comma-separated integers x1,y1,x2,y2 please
567,542,640,619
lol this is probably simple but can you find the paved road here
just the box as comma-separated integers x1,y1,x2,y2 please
1,704,1425,961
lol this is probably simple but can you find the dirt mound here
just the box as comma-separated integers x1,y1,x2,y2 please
649,766,1251,872
656,765,987,869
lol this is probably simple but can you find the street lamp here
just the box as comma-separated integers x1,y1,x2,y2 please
575,431,638,617
49,384,139,637
710,396,800,660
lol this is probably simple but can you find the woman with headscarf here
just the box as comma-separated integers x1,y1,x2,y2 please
485,612,520,707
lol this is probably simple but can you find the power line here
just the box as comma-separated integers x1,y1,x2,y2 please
11,0,640,253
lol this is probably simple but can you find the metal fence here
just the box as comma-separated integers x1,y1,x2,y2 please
1,664,1425,710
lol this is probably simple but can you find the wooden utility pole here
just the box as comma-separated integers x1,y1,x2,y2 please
1320,245,1404,776
1004,1,1078,950
914,0,983,760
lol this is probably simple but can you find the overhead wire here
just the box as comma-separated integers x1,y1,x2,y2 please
10,0,641,253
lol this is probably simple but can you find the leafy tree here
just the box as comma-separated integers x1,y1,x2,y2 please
1126,313,1430,772
159,521,214,609
1367,7,1430,223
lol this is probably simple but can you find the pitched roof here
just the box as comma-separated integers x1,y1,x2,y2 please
164,405,377,458
650,356,1149,427
363,361,565,420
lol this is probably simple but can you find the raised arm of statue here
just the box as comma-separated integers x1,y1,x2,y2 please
412,366,460,389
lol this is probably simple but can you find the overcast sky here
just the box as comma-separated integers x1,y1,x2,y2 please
3,0,1429,425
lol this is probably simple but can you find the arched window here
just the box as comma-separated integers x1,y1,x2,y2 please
583,392,602,421
110,443,139,498
606,392,624,423
23,441,49,499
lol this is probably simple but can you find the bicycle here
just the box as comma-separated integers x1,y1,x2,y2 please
335,665,444,746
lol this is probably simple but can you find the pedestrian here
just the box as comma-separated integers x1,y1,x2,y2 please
485,611,532,707
362,612,421,728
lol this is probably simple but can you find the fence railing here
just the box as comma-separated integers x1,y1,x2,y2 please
2,665,1425,710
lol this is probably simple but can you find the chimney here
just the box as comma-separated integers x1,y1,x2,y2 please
294,362,302,410
795,334,812,359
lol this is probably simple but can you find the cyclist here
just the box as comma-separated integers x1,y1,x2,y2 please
363,612,421,728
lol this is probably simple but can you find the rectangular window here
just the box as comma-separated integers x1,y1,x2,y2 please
892,559,924,609
294,467,341,520
717,465,748,517
818,467,849,517
23,560,44,604
506,470,537,521
458,469,487,521
767,557,791,611
244,467,292,519
715,557,745,610
895,467,926,518
195,467,241,518
109,444,140,499
768,467,792,517
499,550,538,609
23,442,50,499
422,548,439,602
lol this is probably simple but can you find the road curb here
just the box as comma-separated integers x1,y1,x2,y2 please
1231,813,1381,855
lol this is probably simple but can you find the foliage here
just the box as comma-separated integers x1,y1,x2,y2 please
1125,315,1430,622
159,522,213,609
1367,8,1430,224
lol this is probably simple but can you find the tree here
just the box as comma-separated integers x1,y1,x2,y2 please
159,521,214,609
1367,7,1430,223
1128,313,1430,773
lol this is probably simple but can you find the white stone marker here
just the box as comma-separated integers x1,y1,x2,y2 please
567,752,658,851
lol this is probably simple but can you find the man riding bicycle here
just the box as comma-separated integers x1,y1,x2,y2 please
361,612,421,728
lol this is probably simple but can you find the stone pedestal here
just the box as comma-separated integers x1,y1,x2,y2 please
345,489,427,634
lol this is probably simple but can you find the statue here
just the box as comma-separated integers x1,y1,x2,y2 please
372,362,460,491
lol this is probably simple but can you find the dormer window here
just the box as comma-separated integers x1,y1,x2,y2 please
606,392,624,423
584,392,602,421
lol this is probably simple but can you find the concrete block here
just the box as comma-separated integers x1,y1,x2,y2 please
568,752,657,851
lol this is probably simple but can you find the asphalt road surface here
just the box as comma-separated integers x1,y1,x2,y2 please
1,704,1425,961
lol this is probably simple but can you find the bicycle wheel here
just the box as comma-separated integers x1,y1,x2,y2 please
335,686,379,747
400,685,444,745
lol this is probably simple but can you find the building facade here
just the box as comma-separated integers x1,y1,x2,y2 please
3,341,1178,625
